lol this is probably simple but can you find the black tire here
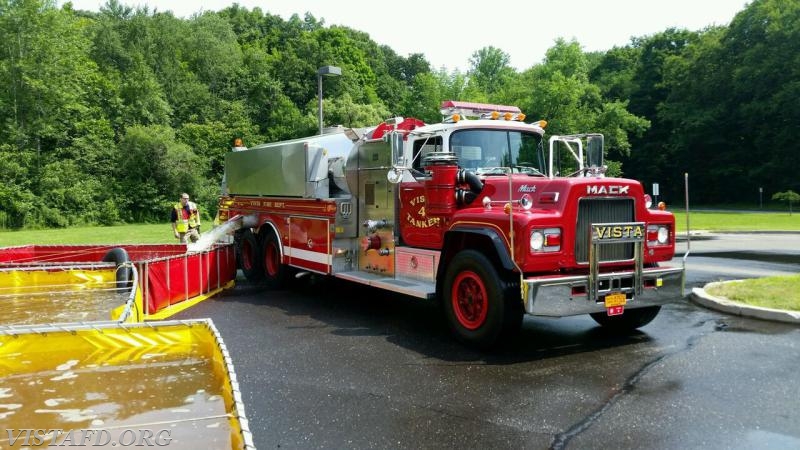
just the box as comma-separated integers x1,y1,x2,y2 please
442,250,523,349
238,229,263,282
101,247,132,290
262,230,292,289
590,305,661,331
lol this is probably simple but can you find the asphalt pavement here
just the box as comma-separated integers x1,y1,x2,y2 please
174,232,800,449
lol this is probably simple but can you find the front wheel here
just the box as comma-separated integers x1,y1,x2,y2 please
442,250,523,349
590,305,661,331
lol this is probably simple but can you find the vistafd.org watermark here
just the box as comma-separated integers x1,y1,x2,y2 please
6,428,173,447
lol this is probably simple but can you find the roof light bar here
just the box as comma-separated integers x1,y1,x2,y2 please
440,100,521,119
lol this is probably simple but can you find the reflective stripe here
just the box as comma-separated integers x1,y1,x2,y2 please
284,246,332,265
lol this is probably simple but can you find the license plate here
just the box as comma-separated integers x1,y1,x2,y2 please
604,292,627,308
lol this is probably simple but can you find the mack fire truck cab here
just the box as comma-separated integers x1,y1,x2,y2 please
217,100,684,348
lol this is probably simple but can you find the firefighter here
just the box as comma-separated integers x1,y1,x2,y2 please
171,193,201,243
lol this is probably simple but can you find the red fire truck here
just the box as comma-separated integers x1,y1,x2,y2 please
216,101,684,347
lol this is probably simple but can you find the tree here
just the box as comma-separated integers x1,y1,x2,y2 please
603,28,699,198
509,39,649,175
468,46,513,96
401,68,468,124
116,125,201,222
185,12,242,98
772,190,800,215
320,93,389,128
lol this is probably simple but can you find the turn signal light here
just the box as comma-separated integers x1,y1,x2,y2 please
545,232,561,247
647,225,670,245
530,228,561,253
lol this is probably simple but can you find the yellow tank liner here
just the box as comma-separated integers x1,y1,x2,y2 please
0,319,255,449
0,262,233,325
0,266,123,326
0,243,238,325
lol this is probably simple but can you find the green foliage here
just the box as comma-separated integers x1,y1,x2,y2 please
772,190,800,214
772,190,800,203
0,144,36,228
505,39,650,171
468,46,514,95
116,125,201,222
608,0,800,203
321,93,389,129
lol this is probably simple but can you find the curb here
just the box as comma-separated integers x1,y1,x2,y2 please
689,282,800,325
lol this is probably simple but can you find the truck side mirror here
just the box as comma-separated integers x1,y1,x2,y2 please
587,134,604,168
387,132,407,184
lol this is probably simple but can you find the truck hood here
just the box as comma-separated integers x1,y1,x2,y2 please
479,175,645,210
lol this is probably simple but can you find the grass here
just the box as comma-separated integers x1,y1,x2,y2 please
0,224,175,246
705,275,800,312
672,210,800,233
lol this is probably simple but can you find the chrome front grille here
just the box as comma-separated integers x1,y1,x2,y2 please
575,198,635,263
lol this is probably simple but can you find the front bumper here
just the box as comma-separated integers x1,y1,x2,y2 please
522,266,684,317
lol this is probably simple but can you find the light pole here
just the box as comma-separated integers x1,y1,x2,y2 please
317,65,341,134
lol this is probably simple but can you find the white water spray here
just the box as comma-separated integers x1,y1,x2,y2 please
186,219,240,253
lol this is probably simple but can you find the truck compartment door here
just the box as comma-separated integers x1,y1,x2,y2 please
286,217,332,274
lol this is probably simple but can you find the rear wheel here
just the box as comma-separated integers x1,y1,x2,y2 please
442,250,523,349
262,231,292,289
237,229,263,282
590,306,661,331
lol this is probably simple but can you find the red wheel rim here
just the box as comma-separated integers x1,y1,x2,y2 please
265,241,279,276
451,270,488,330
242,240,254,270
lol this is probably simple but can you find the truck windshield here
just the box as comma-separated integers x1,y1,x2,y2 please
450,129,545,176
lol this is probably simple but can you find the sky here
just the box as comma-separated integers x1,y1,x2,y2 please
65,0,750,72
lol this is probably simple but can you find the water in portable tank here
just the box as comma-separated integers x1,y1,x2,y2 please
0,284,126,326
0,348,231,448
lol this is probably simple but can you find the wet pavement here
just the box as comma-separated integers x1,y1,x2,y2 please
176,233,800,449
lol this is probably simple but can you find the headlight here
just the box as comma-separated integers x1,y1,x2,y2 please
657,226,669,244
530,231,544,251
